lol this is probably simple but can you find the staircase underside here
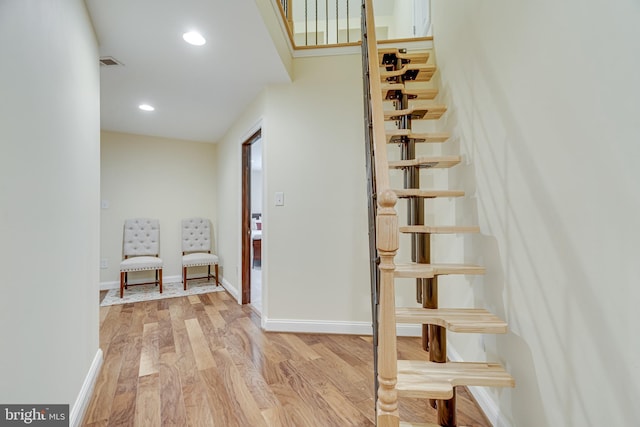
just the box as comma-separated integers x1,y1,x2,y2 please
384,104,447,120
381,63,437,81
378,48,430,66
382,83,439,100
386,129,450,144
389,156,461,169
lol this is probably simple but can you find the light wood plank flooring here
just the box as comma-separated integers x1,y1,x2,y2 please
84,290,491,426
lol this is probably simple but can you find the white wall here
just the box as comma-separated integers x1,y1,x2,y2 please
432,0,640,425
216,54,371,330
389,0,414,39
264,54,370,327
0,0,101,412
100,131,217,285
255,0,293,78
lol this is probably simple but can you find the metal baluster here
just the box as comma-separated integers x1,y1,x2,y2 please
336,0,339,44
347,0,350,42
305,0,308,45
315,0,318,45
325,0,328,45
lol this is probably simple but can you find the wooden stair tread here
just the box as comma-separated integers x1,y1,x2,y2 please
384,105,447,120
393,189,465,198
382,82,438,100
404,86,440,100
399,225,480,234
389,156,461,169
381,63,437,82
430,263,486,275
405,81,441,99
378,48,429,66
394,263,485,278
386,130,450,144
381,82,403,98
397,360,515,400
395,308,508,333
395,263,434,278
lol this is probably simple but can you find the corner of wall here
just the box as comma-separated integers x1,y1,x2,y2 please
69,349,103,427
254,0,294,80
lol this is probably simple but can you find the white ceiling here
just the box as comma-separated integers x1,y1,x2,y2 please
85,0,291,143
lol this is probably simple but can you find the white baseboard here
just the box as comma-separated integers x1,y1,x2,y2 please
70,349,103,427
447,345,512,427
221,278,239,301
100,275,182,290
262,319,422,336
263,318,371,334
397,324,422,337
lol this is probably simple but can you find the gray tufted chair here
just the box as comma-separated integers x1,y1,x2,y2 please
119,218,163,298
182,217,219,290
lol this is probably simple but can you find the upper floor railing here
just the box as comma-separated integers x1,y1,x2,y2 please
278,0,431,48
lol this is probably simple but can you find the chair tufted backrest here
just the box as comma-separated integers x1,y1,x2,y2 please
123,218,160,257
182,217,212,253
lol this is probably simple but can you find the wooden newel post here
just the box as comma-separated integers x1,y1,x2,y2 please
376,189,400,427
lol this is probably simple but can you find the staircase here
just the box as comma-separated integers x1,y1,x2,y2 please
361,1,514,426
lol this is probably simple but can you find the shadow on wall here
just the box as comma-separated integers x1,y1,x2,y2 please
439,38,635,426
439,74,549,426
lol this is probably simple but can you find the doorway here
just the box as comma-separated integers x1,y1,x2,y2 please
241,130,263,313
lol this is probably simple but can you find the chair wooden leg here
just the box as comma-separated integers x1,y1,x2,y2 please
159,269,163,293
120,271,125,298
215,264,219,286
183,266,187,290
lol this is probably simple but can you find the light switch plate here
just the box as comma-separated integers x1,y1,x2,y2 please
275,191,284,206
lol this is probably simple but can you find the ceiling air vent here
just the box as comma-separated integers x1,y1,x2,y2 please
99,56,124,67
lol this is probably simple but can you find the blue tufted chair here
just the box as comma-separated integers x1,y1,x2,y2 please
119,218,163,298
181,217,219,290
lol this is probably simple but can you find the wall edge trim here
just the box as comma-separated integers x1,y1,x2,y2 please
70,348,103,427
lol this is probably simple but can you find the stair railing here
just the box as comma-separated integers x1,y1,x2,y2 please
276,0,360,46
361,0,400,425
277,0,432,48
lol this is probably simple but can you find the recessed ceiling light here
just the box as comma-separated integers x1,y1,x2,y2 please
183,31,206,46
138,104,155,112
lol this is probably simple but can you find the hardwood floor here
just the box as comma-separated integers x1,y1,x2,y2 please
85,291,491,426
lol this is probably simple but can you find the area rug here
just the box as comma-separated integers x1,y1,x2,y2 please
100,280,224,306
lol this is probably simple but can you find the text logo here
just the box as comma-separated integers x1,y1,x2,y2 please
0,405,68,426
